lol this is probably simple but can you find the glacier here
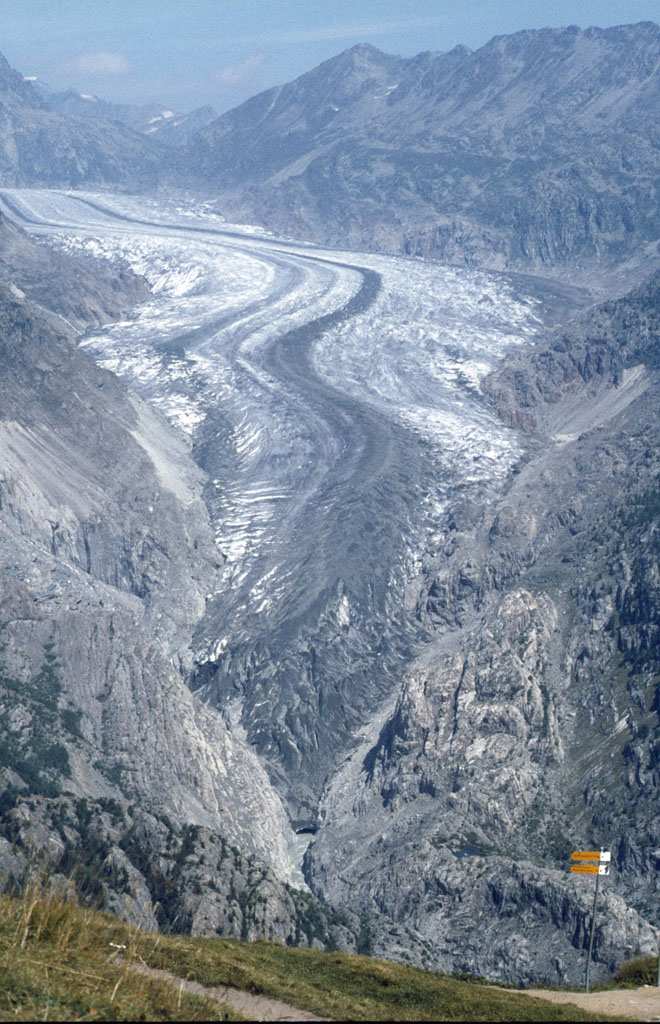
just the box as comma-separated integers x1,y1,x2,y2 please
0,185,550,843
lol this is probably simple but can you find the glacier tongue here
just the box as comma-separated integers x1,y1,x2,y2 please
1,187,544,823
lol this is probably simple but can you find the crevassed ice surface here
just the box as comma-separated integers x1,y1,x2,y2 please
0,187,543,820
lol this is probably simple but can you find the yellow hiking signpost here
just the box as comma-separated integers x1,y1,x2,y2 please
570,849,610,992
570,863,609,875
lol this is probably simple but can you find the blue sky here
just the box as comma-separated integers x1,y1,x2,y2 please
4,0,660,113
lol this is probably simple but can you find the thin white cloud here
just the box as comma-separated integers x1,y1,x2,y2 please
230,15,448,47
213,53,268,86
59,51,132,77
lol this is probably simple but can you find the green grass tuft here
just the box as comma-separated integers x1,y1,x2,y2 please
613,954,659,988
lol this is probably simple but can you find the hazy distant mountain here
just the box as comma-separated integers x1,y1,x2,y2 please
7,23,660,278
171,23,660,278
27,77,217,146
0,53,160,187
142,104,217,146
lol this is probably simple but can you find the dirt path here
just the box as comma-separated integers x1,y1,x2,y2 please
129,962,332,1021
129,960,660,1021
519,984,660,1021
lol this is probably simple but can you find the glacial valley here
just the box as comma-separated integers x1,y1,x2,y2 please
2,23,660,983
1,187,552,823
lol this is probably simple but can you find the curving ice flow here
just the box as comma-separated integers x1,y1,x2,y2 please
0,188,544,817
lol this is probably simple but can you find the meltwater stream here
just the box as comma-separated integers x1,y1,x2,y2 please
1,188,544,820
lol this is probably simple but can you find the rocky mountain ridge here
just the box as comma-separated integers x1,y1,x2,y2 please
170,23,660,283
3,24,660,281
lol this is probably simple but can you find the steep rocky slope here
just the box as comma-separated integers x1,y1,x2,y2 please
306,271,660,984
0,208,150,327
0,278,288,863
172,23,660,282
0,791,428,962
0,228,284,875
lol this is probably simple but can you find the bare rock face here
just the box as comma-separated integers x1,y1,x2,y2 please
370,587,563,824
0,231,296,884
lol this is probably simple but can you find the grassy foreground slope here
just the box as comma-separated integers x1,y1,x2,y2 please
0,890,237,1021
0,889,615,1021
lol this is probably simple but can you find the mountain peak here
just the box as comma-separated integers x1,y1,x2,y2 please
329,42,396,71
344,42,388,58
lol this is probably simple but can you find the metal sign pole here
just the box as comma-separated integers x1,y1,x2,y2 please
570,847,610,991
585,867,601,994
